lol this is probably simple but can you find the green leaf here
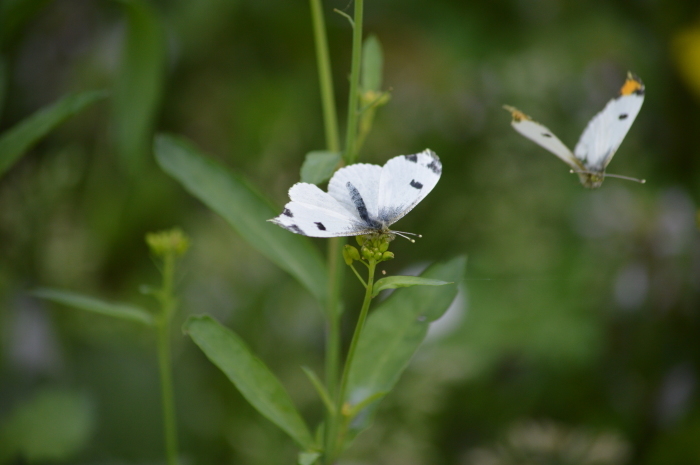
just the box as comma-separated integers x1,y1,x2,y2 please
32,288,155,326
0,389,94,463
361,35,383,92
0,90,107,178
154,134,327,304
298,451,321,465
113,0,166,174
184,315,314,449
346,256,465,434
372,276,451,298
299,150,341,184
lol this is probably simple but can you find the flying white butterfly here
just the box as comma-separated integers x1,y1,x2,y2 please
504,72,646,188
269,149,442,240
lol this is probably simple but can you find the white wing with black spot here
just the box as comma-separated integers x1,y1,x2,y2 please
269,183,368,237
574,81,645,171
504,105,582,170
377,149,442,225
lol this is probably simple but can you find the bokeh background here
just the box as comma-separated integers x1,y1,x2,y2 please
2,0,700,464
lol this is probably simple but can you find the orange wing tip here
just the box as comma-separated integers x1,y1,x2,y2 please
620,72,645,96
502,105,531,122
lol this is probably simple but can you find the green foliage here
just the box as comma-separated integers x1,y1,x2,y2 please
0,389,94,464
299,150,341,184
0,0,53,47
346,256,466,434
371,276,451,298
154,134,328,304
32,288,155,326
113,0,166,174
0,90,106,177
184,315,314,450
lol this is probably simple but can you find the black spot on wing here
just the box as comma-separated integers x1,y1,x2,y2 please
410,179,423,189
346,182,371,224
405,154,418,162
315,222,326,231
541,133,552,138
285,224,305,235
283,208,293,217
426,159,441,175
618,113,628,120
346,182,381,229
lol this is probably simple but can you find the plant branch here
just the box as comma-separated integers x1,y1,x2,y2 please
342,0,364,164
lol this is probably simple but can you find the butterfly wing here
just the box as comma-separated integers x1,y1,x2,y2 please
327,162,383,221
504,105,583,171
376,149,442,226
269,183,372,237
574,73,645,171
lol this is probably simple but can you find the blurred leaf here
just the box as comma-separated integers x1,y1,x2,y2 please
361,35,383,92
371,276,451,298
113,0,166,174
0,90,107,177
299,150,341,184
346,256,465,434
298,451,321,465
0,389,94,464
32,288,155,326
184,315,314,449
154,134,328,304
0,0,53,47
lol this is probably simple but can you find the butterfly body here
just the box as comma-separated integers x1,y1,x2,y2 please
505,72,645,188
270,150,442,238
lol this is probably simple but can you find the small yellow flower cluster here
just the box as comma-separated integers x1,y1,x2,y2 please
145,228,191,257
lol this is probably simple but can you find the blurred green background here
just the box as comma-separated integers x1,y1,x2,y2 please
2,0,700,464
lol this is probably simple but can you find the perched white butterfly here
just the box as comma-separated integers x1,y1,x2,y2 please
269,149,442,241
504,72,646,188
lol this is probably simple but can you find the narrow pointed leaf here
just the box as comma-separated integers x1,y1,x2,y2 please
361,35,383,92
154,134,327,303
32,288,155,326
184,315,314,449
0,90,107,177
299,150,341,184
372,276,451,298
346,256,466,434
298,451,321,465
113,0,166,174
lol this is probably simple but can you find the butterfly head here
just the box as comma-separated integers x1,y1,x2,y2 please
577,171,605,189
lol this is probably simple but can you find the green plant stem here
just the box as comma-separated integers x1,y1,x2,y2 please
310,0,341,154
330,258,376,461
309,2,345,460
157,253,179,465
342,0,364,164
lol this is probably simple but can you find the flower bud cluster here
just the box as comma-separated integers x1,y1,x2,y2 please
343,234,394,266
146,228,190,257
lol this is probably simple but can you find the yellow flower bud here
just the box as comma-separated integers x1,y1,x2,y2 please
381,251,394,261
146,228,190,257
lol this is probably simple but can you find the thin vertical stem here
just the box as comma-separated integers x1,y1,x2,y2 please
343,0,364,164
309,0,341,153
309,0,344,434
330,258,376,462
158,253,179,465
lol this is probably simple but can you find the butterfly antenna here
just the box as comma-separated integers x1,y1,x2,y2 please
569,169,646,184
390,230,422,243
